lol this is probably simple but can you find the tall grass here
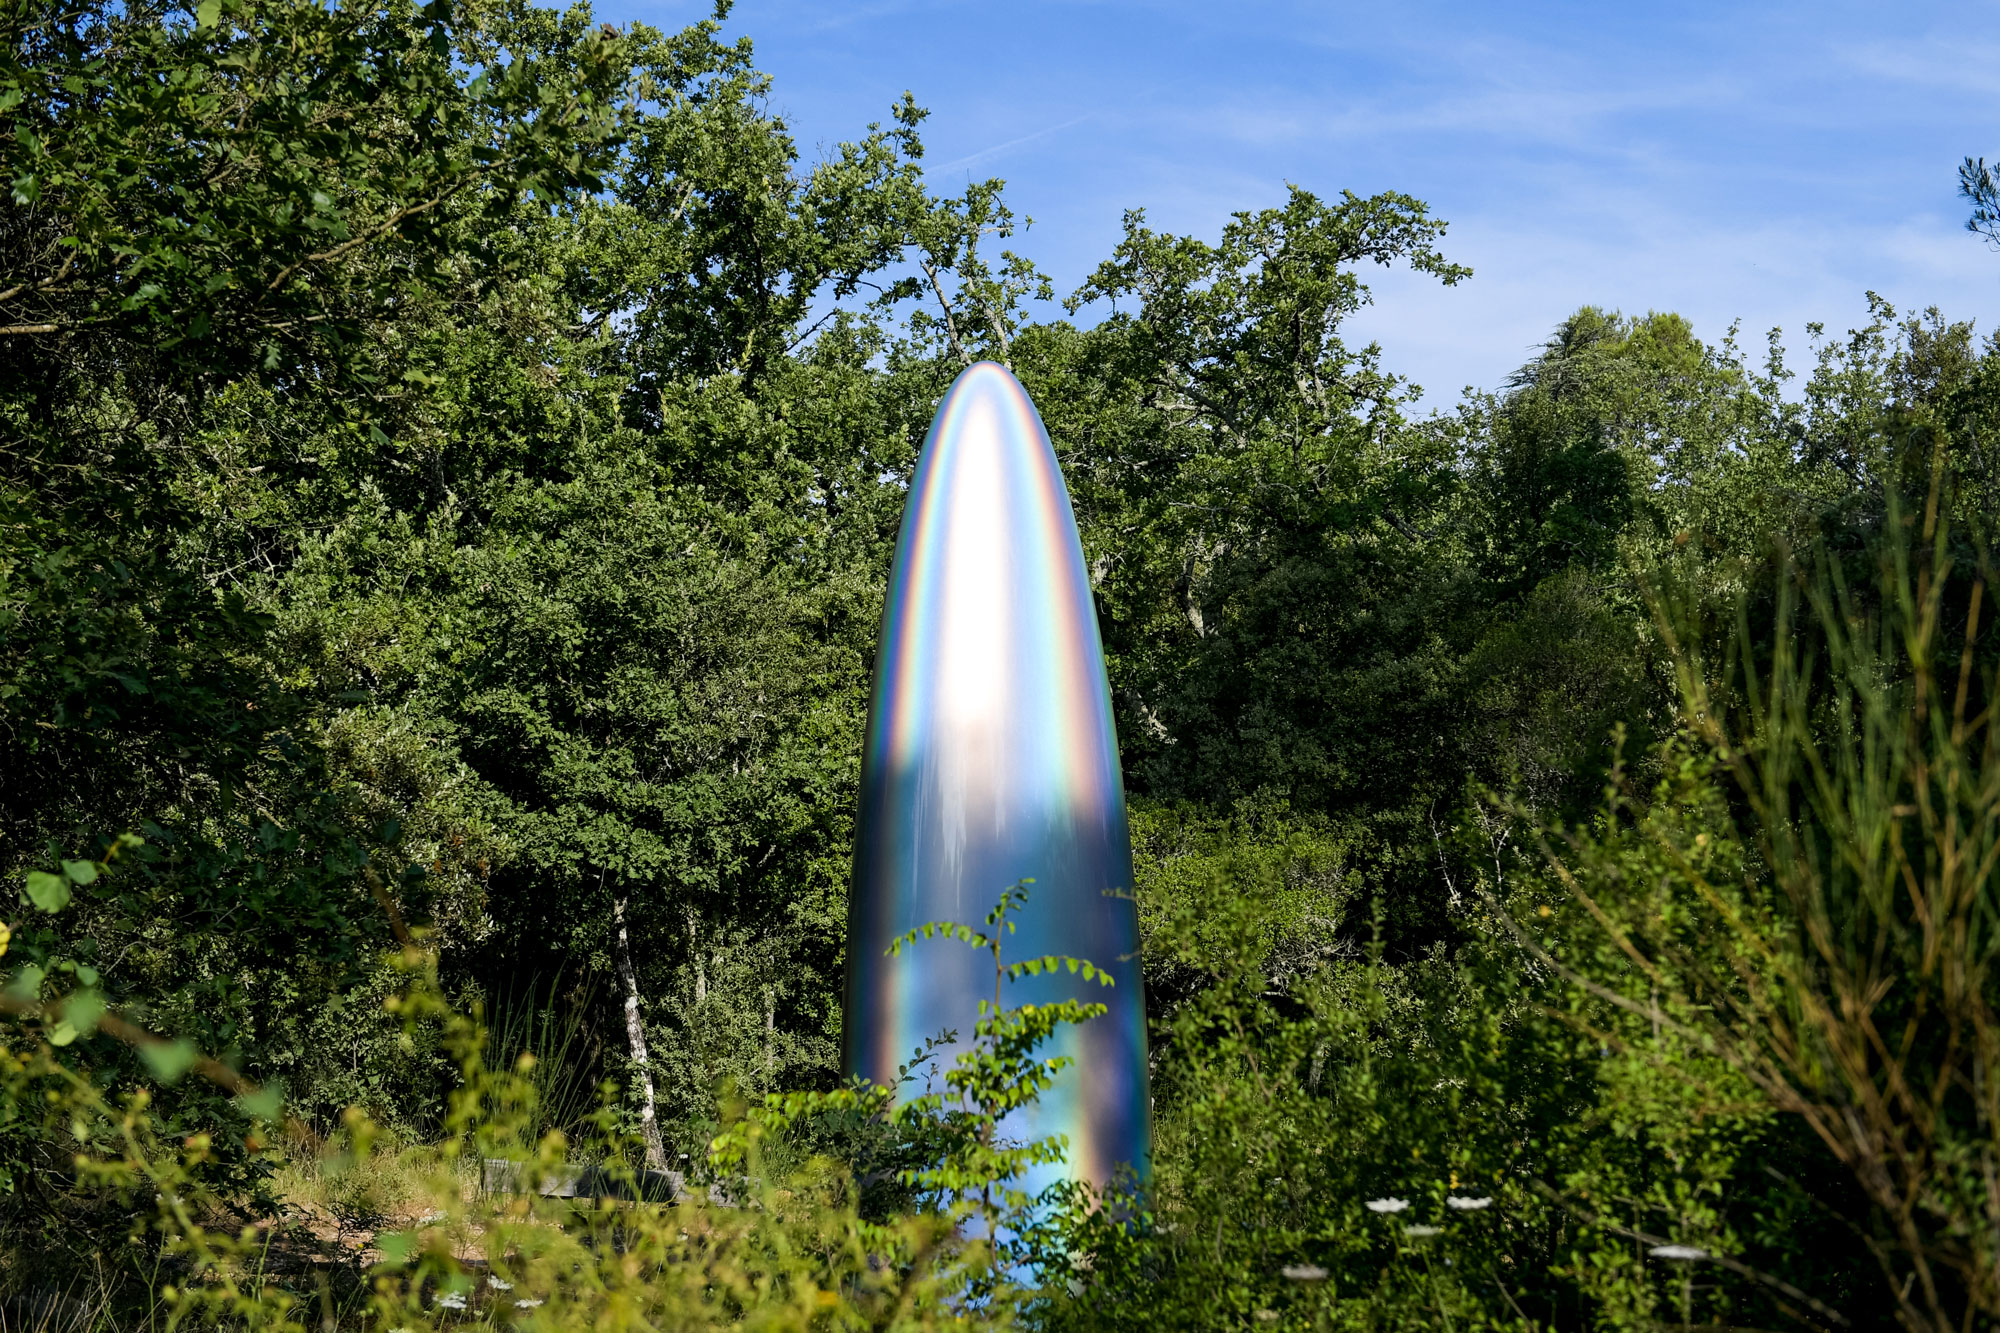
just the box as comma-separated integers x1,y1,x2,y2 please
481,974,601,1150
1520,492,2000,1330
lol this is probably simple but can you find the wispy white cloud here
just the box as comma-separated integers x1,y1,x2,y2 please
932,115,1094,175
1834,34,2000,99
786,0,969,33
687,0,2000,397
1147,79,1732,157
1346,201,1997,404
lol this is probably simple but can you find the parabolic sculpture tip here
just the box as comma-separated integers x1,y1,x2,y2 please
845,360,1150,1195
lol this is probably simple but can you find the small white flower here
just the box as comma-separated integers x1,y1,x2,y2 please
436,1292,468,1310
487,1276,513,1291
1364,1197,1409,1213
514,1299,545,1310
1403,1225,1442,1237
1253,1310,1279,1323
1280,1263,1328,1281
1648,1244,1708,1261
1445,1195,1493,1211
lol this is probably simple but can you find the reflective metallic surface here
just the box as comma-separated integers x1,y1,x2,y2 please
845,361,1150,1194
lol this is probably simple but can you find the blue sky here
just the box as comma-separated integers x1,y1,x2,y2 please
608,0,2000,404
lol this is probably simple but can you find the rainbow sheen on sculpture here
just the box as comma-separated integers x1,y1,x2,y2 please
845,361,1150,1194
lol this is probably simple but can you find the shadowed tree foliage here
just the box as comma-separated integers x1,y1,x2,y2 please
5,4,2000,1326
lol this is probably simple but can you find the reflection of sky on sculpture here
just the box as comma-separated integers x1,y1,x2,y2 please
846,362,1149,1193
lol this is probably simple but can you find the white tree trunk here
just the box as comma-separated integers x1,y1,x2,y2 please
612,895,668,1171
762,985,776,1093
687,906,706,1006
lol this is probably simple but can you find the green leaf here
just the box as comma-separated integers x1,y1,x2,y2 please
47,1020,77,1047
24,871,69,913
140,1039,198,1083
236,1083,284,1121
195,0,220,28
60,859,97,886
7,964,44,1001
61,988,105,1037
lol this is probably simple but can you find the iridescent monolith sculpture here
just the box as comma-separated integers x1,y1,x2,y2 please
844,361,1150,1197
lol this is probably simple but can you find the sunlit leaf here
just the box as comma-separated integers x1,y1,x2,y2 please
24,871,68,913
140,1039,198,1083
60,989,105,1037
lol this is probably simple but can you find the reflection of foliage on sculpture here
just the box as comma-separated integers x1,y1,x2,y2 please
722,883,1111,1308
882,883,1114,1205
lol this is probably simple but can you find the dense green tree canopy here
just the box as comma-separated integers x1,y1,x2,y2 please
7,0,2000,1325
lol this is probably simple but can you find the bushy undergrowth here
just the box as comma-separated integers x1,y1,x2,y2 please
0,949,994,1331
0,890,1147,1331
6,523,1997,1331
1029,520,1999,1333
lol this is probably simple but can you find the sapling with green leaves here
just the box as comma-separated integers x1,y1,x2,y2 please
883,880,1114,1214
728,881,1113,1298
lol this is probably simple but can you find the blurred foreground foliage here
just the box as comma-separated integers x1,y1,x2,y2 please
0,923,1048,1332
10,0,2000,1324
